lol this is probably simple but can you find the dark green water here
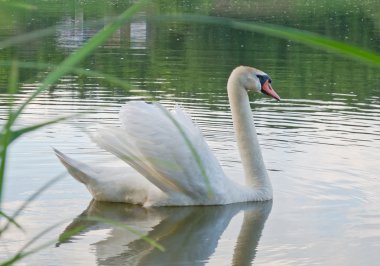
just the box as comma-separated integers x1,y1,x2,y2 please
0,1,380,265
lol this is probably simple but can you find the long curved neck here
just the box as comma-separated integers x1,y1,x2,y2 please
227,73,272,194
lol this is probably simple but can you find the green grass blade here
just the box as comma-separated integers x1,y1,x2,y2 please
0,220,86,266
154,15,380,67
0,60,136,93
231,21,380,66
156,104,213,197
18,220,65,257
0,173,66,234
19,220,84,255
0,27,55,50
9,115,75,144
0,113,10,205
0,210,24,234
1,215,164,266
0,19,111,50
0,255,21,266
11,0,150,124
0,60,20,204
0,116,73,145
8,61,18,96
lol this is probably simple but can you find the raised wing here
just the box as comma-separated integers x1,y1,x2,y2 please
93,101,227,199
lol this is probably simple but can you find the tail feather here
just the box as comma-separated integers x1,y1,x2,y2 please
54,148,96,185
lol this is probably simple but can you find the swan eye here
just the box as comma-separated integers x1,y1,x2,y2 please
256,75,272,86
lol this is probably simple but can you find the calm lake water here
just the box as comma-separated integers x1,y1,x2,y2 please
1,0,380,265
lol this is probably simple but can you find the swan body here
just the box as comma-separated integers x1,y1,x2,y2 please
55,66,280,206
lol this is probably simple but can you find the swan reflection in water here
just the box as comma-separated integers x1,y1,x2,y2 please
58,200,272,265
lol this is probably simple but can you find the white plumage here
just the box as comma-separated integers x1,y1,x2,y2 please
55,66,280,206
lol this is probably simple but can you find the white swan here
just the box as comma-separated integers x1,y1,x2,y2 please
55,66,280,206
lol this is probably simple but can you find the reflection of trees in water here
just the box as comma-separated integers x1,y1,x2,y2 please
0,0,378,100
59,200,272,266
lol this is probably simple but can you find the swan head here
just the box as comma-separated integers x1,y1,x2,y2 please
231,66,281,101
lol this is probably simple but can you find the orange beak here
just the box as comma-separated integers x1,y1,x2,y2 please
262,80,280,101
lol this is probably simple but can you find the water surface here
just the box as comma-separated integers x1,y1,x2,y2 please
1,1,380,265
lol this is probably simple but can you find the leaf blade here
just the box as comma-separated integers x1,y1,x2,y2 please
11,0,150,122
